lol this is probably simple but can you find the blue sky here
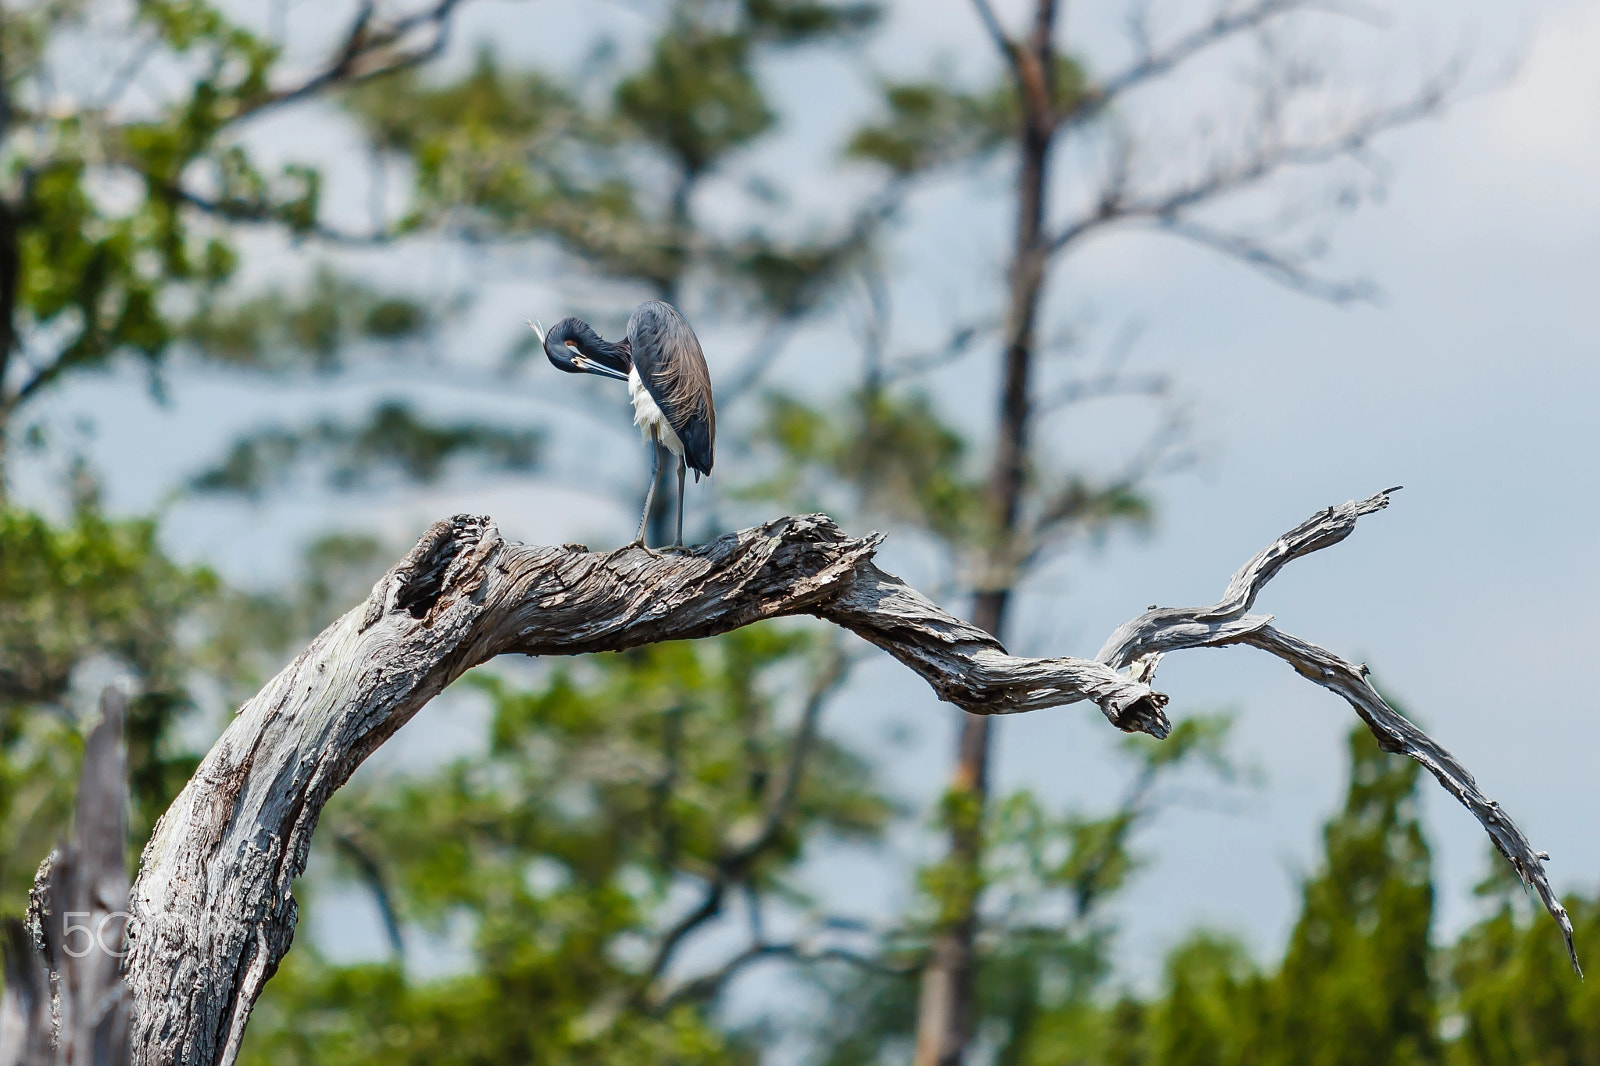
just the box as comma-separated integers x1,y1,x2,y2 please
15,0,1600,988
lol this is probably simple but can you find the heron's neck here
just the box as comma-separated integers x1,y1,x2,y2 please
580,329,629,366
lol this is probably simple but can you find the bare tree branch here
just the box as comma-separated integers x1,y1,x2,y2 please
1037,370,1169,414
1050,74,1454,258
1041,42,1460,308
330,831,405,961
239,0,470,124
1093,489,1579,973
1075,0,1319,123
642,637,859,987
967,0,1025,88
657,936,919,1012
117,491,1578,1065
1155,217,1378,303
882,317,997,384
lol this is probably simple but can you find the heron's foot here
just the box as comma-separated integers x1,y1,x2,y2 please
657,543,693,556
628,538,663,557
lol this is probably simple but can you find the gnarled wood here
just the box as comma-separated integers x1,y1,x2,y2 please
123,497,1577,1066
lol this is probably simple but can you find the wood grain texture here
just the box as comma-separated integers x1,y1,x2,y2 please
122,496,1577,1066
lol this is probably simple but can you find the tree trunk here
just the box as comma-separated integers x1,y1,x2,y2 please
914,4,1060,1063
1,688,133,1066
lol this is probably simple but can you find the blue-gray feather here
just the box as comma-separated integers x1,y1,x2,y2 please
628,301,715,476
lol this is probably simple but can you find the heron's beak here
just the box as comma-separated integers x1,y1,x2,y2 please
575,357,629,381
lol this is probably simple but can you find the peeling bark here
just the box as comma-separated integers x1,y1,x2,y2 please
119,496,1576,1066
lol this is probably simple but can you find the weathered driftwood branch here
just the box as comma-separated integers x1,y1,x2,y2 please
1093,490,1578,973
123,493,1577,1066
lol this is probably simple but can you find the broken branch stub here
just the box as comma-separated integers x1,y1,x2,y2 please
123,496,1577,1066
1,688,134,1066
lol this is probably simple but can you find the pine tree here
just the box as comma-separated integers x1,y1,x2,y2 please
1447,854,1600,1066
1129,719,1440,1066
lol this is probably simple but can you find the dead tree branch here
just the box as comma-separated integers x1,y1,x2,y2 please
1075,0,1320,123
1051,78,1454,259
1093,489,1579,973
657,936,919,1013
119,491,1577,1066
241,0,468,122
1,688,133,1066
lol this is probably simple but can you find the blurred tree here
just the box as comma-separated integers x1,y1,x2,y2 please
1264,721,1439,1066
807,715,1246,1066
1446,854,1600,1065
1081,719,1438,1066
0,0,875,852
3,0,909,1059
0,0,532,951
0,496,215,910
0,0,540,483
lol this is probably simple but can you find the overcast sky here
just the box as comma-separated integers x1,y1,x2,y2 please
15,0,1600,990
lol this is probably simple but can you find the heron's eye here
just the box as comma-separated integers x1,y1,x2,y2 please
564,341,579,350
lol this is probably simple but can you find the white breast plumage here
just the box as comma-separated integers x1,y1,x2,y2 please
629,367,686,456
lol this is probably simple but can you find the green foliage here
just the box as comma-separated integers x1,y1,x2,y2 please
1265,724,1439,1066
191,402,541,497
751,388,983,544
0,0,310,411
617,26,776,178
742,0,881,42
614,0,878,179
0,503,217,908
847,81,1015,176
811,714,1244,1066
751,386,1147,553
342,3,876,304
1139,933,1267,1066
243,952,752,1066
846,57,1088,177
171,253,541,495
1094,721,1440,1066
1447,870,1600,1066
241,624,891,1064
343,52,634,253
0,708,79,915
0,506,208,708
180,266,430,372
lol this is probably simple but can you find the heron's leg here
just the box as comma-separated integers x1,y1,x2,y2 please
674,455,687,548
633,441,662,546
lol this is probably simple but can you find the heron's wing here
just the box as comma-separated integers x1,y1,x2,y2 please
629,302,715,475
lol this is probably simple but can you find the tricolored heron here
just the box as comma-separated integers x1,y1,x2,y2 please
533,300,715,549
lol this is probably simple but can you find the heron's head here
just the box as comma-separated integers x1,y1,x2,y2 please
532,317,630,381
